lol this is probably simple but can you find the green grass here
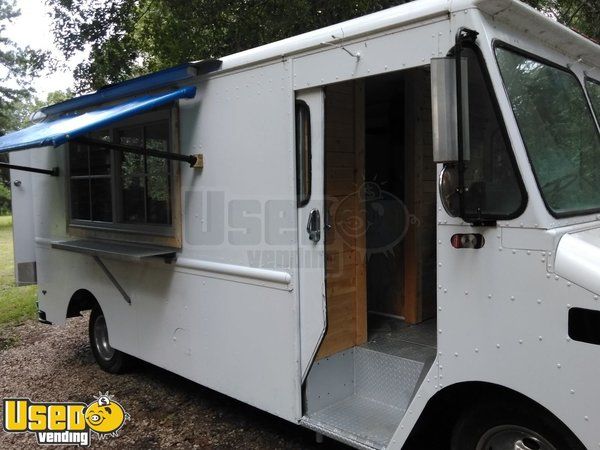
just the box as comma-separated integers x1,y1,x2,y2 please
0,216,37,330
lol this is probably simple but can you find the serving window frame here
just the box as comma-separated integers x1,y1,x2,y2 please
65,106,183,248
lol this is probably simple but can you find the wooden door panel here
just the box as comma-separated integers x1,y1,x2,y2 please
316,80,367,360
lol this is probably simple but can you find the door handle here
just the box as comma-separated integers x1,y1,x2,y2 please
307,209,321,243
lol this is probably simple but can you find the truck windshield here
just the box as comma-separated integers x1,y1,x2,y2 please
495,46,600,217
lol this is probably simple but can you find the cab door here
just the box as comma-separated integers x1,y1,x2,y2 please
296,88,326,381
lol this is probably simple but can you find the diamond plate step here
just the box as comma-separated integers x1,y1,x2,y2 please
303,346,429,449
355,347,424,410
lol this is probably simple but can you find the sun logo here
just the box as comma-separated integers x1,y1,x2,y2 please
84,393,129,436
3,392,130,446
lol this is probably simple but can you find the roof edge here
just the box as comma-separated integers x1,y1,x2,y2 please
217,0,451,72
41,59,221,118
471,0,600,66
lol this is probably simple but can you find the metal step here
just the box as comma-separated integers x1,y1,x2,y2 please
302,343,432,449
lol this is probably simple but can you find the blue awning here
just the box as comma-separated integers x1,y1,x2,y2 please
40,60,220,117
0,86,196,153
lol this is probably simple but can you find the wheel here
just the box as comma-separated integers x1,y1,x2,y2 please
451,401,584,450
89,305,130,374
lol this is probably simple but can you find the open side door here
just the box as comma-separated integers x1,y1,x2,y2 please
9,150,37,285
296,88,326,381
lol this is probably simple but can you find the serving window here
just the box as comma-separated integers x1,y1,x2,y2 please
117,122,172,226
67,108,181,247
69,130,113,222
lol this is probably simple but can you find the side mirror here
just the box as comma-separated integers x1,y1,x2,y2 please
439,164,460,217
431,57,470,163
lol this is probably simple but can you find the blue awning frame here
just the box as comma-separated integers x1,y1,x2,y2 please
76,135,201,168
0,161,59,177
0,86,196,154
41,59,221,117
0,58,222,175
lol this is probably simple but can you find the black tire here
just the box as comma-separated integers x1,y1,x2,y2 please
451,401,584,450
89,305,130,374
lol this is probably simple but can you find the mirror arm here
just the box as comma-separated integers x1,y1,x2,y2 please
454,28,479,220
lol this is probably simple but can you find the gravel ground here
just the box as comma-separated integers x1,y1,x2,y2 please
0,315,348,449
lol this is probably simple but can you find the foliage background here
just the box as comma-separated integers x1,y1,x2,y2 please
0,0,596,339
0,0,597,204
0,0,593,213
0,1,72,211
45,0,600,94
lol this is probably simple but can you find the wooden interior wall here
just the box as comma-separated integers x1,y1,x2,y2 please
316,80,367,360
403,69,437,324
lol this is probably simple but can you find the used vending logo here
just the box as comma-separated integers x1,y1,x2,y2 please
2,392,130,446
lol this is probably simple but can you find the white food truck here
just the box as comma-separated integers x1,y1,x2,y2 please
2,0,600,448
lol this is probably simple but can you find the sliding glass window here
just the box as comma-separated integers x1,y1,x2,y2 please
68,110,174,233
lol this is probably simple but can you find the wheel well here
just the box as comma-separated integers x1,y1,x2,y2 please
66,289,98,318
404,381,585,449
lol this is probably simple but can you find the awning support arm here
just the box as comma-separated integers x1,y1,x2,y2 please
0,162,59,177
93,256,131,305
75,137,200,168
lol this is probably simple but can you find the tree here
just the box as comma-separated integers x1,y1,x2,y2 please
39,0,600,105
0,0,54,212
47,0,407,93
47,0,142,93
0,89,70,214
0,0,51,135
524,0,600,42
47,0,600,94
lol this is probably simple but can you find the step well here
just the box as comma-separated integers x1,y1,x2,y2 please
302,321,436,449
